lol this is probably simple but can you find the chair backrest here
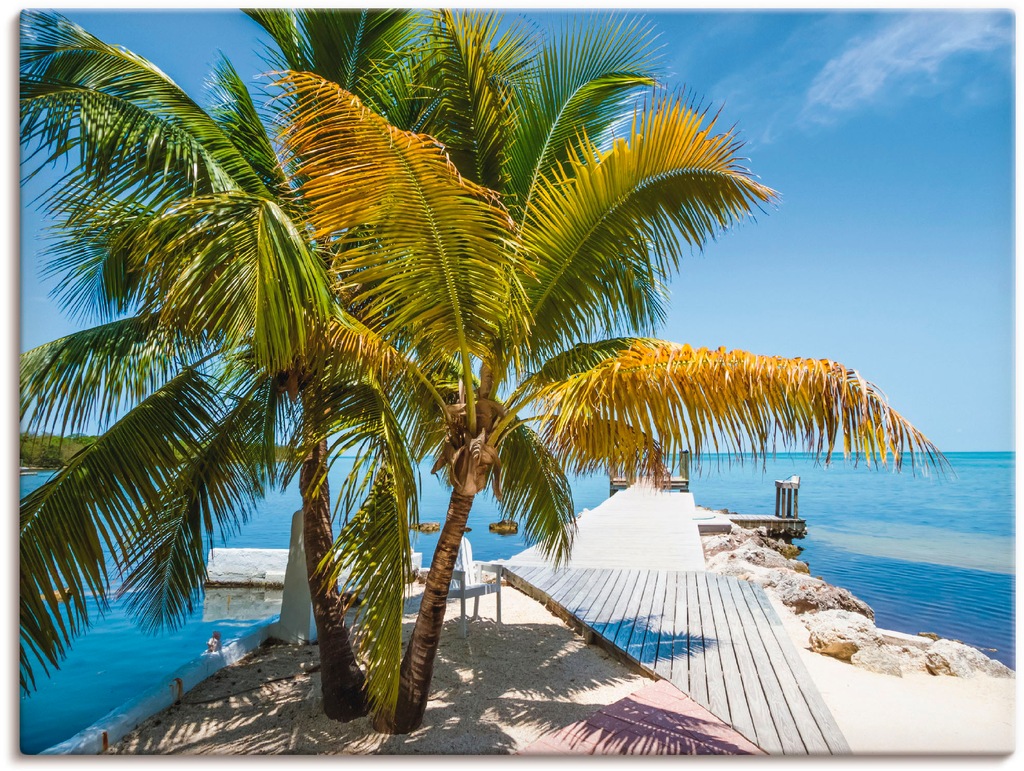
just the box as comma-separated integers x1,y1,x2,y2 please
453,536,476,585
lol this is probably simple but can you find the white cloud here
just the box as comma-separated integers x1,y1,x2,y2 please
804,12,1012,118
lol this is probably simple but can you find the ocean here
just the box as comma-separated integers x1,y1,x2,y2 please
18,451,1015,753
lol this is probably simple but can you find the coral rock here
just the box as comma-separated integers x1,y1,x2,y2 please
805,609,881,661
925,639,1015,679
771,573,875,620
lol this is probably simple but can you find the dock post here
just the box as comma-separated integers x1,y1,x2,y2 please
774,476,801,519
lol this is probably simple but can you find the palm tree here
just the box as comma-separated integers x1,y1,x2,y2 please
277,12,944,732
18,8,441,721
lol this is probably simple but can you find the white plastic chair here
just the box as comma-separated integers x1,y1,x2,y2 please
450,537,502,637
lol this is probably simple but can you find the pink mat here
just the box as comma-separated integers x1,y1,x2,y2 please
519,679,766,755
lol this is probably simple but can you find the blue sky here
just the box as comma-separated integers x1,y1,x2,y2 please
14,6,1016,452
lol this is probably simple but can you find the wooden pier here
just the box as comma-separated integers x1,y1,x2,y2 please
728,514,807,538
502,565,849,755
500,485,849,755
725,474,806,537
610,451,690,494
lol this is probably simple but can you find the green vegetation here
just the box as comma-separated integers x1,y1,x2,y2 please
19,8,943,736
20,433,97,468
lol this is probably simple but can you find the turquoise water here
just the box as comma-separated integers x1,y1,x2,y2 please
19,452,1015,753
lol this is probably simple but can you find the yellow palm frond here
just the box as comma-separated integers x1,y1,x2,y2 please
278,71,528,373
532,340,945,480
522,94,777,361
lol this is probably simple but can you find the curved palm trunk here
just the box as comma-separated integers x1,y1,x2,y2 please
300,438,368,721
377,490,475,734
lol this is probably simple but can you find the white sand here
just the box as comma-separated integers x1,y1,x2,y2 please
108,583,648,755
768,594,1016,756
107,582,1016,757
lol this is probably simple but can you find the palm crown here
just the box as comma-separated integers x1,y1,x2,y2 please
19,9,942,732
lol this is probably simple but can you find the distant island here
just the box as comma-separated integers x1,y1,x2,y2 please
19,433,298,469
19,432,97,469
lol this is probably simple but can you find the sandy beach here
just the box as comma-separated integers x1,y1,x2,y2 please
107,576,1015,756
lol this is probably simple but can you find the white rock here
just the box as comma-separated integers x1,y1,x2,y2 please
805,609,882,661
925,639,1015,679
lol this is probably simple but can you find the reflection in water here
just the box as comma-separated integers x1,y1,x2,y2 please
203,587,283,622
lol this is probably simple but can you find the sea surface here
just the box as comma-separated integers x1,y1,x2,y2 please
18,452,1015,753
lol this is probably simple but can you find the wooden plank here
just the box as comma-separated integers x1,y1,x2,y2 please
744,582,850,754
680,572,707,706
520,567,557,593
718,573,778,753
609,570,652,651
561,568,602,615
653,571,680,680
705,573,756,743
696,572,730,723
547,569,590,609
585,569,636,639
742,581,838,754
568,569,616,623
593,569,642,642
625,569,662,665
732,580,804,754
540,567,580,598
507,565,544,585
637,570,668,669
668,571,691,692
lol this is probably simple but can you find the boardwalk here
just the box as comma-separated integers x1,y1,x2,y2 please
500,486,849,756
506,486,729,570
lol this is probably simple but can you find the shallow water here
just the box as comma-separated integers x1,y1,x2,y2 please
18,452,1015,753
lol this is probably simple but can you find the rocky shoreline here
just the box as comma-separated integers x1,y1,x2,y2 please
697,508,1014,680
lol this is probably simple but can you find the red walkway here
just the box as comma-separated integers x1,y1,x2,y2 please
519,680,765,755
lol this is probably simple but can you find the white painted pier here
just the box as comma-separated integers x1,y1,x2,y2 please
499,485,850,755
503,486,732,570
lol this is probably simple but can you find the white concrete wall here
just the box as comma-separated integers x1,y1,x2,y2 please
206,548,290,587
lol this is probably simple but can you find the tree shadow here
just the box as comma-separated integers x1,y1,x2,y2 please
107,589,648,755
522,691,763,755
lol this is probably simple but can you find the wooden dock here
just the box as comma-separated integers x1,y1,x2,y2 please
728,514,807,538
502,565,849,755
505,486,726,571
499,484,849,755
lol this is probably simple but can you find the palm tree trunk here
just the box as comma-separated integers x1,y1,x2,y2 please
377,489,475,734
300,438,368,721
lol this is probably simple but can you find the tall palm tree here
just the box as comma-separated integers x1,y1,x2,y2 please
18,8,444,721
278,11,944,733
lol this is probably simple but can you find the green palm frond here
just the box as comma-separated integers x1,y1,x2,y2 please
494,422,576,566
207,56,287,192
522,93,777,362
533,341,946,480
130,191,332,372
20,11,266,199
505,13,661,213
20,368,224,690
326,471,411,719
246,8,421,117
20,314,206,436
38,191,157,323
279,71,527,374
317,380,421,529
117,377,279,633
418,9,536,191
